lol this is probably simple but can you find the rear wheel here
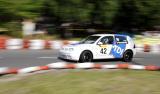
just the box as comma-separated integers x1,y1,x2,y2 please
79,51,93,63
122,50,133,62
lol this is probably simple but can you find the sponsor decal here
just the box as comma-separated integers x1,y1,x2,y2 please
100,45,107,48
110,44,126,58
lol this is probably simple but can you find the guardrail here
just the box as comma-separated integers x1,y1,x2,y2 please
0,38,78,50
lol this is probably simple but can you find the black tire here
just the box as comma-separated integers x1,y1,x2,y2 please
122,50,133,62
79,51,93,63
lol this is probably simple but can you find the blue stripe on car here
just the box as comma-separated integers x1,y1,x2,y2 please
70,43,80,45
110,43,126,58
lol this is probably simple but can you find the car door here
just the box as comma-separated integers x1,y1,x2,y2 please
94,36,114,59
109,35,128,58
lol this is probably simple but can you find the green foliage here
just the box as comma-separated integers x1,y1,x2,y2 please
41,0,93,23
0,0,44,20
14,0,43,19
0,0,160,37
2,22,22,38
89,0,119,24
0,0,44,37
113,0,160,31
136,0,160,28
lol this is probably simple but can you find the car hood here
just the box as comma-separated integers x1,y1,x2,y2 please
68,42,92,47
61,42,91,51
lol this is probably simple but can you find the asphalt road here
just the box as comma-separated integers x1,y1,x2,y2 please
0,50,160,68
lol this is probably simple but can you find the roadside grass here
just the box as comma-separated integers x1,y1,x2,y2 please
0,70,160,94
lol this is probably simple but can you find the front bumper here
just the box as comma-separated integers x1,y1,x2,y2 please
58,52,79,61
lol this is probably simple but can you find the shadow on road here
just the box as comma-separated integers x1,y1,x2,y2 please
58,57,142,65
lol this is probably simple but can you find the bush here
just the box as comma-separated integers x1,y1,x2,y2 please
2,22,22,38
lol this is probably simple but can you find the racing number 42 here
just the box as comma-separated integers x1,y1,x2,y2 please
100,48,107,54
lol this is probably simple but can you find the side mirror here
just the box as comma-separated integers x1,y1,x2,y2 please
97,42,103,45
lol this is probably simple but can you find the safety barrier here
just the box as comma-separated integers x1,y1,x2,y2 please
0,38,78,50
0,37,8,49
6,39,23,49
136,44,160,53
29,40,45,49
0,38,160,52
0,62,159,75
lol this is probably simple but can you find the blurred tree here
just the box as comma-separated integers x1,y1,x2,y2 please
0,0,16,23
113,0,141,32
10,0,44,19
0,0,44,37
85,0,118,25
0,0,160,37
55,0,92,23
136,0,160,29
113,0,160,32
0,0,44,21
40,0,118,25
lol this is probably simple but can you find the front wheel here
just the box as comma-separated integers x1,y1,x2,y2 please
122,50,133,62
79,51,93,63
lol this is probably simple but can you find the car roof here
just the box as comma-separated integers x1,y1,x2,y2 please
92,34,128,37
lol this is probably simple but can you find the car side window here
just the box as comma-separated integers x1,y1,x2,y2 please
115,36,127,43
99,36,114,44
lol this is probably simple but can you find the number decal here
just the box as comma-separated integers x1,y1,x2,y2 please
100,48,107,54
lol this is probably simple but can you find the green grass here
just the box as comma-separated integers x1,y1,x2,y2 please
0,70,160,94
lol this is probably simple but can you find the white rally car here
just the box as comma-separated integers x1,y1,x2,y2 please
58,34,136,62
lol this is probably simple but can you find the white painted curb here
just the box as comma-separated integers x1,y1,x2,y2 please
75,63,94,69
47,62,67,69
0,67,8,74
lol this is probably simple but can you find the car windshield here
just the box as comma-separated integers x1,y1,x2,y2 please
80,36,100,44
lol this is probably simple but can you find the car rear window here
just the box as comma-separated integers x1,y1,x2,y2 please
115,36,127,42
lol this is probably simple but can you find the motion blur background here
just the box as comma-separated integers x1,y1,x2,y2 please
0,0,160,43
0,1,160,94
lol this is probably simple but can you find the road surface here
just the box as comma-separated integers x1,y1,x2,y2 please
0,50,159,68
